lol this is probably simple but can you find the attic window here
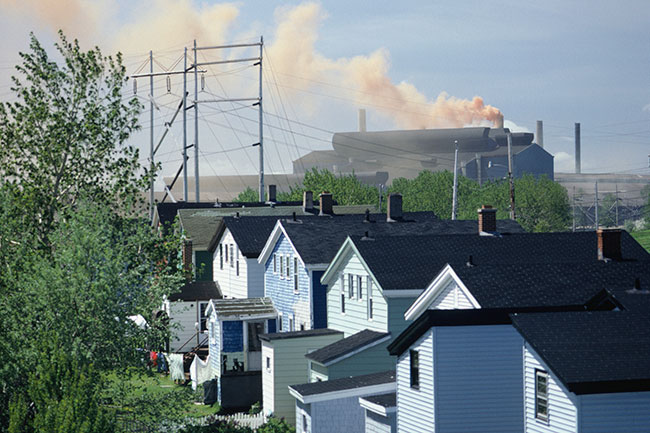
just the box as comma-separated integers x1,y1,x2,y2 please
219,244,223,270
348,274,354,299
410,350,419,389
535,370,549,422
340,274,345,314
273,253,277,273
357,275,363,300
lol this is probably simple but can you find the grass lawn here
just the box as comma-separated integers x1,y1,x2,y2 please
631,230,650,253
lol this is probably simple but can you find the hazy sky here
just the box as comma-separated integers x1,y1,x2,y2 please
1,0,649,188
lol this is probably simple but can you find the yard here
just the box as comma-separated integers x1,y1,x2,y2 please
631,230,650,253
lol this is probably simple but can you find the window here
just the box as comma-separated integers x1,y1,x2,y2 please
266,356,271,371
278,313,283,331
273,254,277,273
236,249,240,276
302,414,307,432
340,274,345,313
300,323,305,331
248,322,263,352
293,257,299,292
280,255,284,278
285,256,290,278
535,370,549,421
357,275,363,300
289,315,294,332
199,302,209,332
219,244,223,269
348,274,354,299
229,244,234,268
410,350,419,388
224,243,228,263
367,277,373,319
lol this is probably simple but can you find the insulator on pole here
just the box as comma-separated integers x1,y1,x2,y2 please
166,75,171,93
133,78,137,95
201,73,205,91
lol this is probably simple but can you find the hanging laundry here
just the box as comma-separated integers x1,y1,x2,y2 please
157,352,168,373
149,351,158,367
190,355,212,391
168,353,185,382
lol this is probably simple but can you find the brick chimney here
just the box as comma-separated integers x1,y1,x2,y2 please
597,229,622,261
267,184,277,202
478,205,497,233
303,190,313,211
182,239,193,279
387,193,403,222
319,192,333,216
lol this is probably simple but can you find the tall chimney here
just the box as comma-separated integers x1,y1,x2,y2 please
478,205,497,233
267,184,277,202
319,192,333,216
575,122,581,174
536,120,544,148
358,108,367,132
182,239,193,279
387,193,403,222
303,190,313,211
597,229,622,261
495,113,504,129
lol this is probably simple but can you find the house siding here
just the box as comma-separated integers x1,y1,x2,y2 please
435,325,523,432
264,234,312,331
168,301,200,352
263,333,343,424
327,253,387,337
580,392,650,432
311,270,328,329
310,395,370,433
327,342,395,380
524,343,578,433
296,400,312,433
396,329,434,433
309,362,329,383
209,315,221,375
365,410,395,433
246,258,265,298
387,296,419,337
213,229,249,298
427,280,474,310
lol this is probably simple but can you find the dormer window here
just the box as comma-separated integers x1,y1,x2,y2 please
348,274,354,299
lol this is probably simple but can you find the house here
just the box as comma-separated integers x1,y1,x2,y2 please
386,230,650,432
359,393,396,433
164,280,221,352
259,329,344,424
289,370,396,433
464,142,554,182
258,196,524,334
206,297,277,410
511,310,650,433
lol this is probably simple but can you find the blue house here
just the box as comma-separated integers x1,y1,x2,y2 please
359,393,396,433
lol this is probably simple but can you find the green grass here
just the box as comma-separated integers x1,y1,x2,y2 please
631,230,650,253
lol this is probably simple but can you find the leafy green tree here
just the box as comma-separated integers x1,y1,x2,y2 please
513,174,571,232
0,31,146,247
599,193,618,228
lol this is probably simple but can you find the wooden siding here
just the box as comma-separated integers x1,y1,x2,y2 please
435,325,523,432
213,229,249,298
327,342,395,380
365,410,395,433
387,297,418,337
261,341,275,416
169,301,201,352
580,392,650,432
311,395,372,433
296,400,311,433
247,258,265,298
524,343,578,433
209,315,221,376
309,361,329,383
264,234,312,331
327,252,387,337
427,280,474,310
266,333,343,425
396,329,434,433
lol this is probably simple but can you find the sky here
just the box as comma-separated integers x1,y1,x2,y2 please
1,0,649,192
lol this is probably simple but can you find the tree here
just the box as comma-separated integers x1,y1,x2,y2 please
0,31,146,247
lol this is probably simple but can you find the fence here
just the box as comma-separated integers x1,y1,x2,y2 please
212,412,268,430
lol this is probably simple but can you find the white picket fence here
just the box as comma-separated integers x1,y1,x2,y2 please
213,412,268,430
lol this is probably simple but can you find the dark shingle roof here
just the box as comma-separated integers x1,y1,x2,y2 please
168,281,222,302
351,231,650,291
359,392,396,408
289,370,395,397
305,330,391,365
511,311,650,394
282,214,523,265
259,328,343,342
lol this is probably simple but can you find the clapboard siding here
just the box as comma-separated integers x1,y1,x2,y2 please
524,343,578,433
264,234,312,331
296,400,311,433
247,258,265,298
327,252,387,337
311,395,372,433
427,281,474,310
169,301,199,352
365,410,394,433
387,297,419,337
435,325,523,432
396,329,434,433
209,315,221,375
580,392,650,432
261,342,275,416
328,342,395,380
265,333,343,424
213,229,249,298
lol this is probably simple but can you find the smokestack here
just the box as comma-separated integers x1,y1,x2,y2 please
575,122,581,174
303,190,313,211
387,193,403,222
495,113,504,129
268,184,277,203
536,120,544,148
358,108,367,132
597,229,622,261
319,192,333,216
478,205,497,233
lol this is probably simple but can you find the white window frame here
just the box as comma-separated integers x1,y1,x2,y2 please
535,369,549,422
278,313,283,332
293,257,299,293
285,256,290,278
340,274,346,314
273,253,277,273
357,275,363,300
410,349,419,389
367,276,373,320
219,244,223,269
266,356,271,372
289,314,294,332
280,254,285,279
229,244,234,268
348,274,354,299
235,248,240,276
224,243,228,264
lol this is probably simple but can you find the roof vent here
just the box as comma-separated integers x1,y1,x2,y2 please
466,255,476,267
597,229,622,261
319,192,333,216
387,193,403,222
363,209,374,223
235,211,240,219
361,231,374,241
267,184,277,203
292,212,297,221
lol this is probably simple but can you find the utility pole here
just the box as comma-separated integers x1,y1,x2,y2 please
194,40,199,202
182,47,188,202
507,132,516,220
594,181,599,229
149,50,154,219
451,139,458,220
476,153,482,186
258,36,264,202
